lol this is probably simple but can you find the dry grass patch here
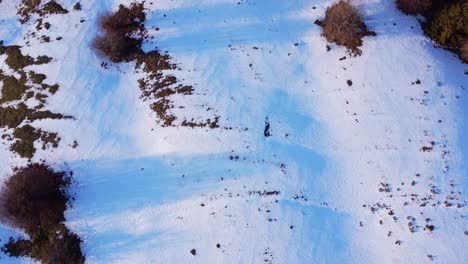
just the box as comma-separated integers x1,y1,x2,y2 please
93,3,220,128
17,0,69,23
317,1,376,55
0,42,72,158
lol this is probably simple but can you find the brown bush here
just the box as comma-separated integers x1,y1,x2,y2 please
0,164,85,263
2,224,85,264
0,164,70,230
319,1,375,55
92,3,146,62
396,0,433,15
461,40,468,62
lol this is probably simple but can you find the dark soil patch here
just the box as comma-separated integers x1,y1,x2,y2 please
0,164,85,264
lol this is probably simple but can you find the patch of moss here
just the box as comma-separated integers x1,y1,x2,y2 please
0,45,35,71
10,125,41,159
25,91,35,100
9,124,61,158
0,103,70,129
29,109,70,121
29,71,46,84
40,131,60,150
47,84,59,94
35,93,48,104
0,43,53,71
35,55,53,65
0,103,31,128
0,71,30,103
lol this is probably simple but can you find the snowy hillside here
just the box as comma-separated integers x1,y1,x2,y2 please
0,0,466,263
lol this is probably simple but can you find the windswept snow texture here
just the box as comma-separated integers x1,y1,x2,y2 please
0,0,467,263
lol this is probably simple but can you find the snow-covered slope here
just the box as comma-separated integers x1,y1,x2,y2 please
0,0,466,263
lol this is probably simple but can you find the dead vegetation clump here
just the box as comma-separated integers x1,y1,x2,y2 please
17,0,42,23
0,164,85,263
17,0,69,23
0,99,69,128
40,0,68,16
0,71,29,103
316,1,376,55
0,103,69,158
92,4,220,128
92,3,146,62
10,124,60,159
135,51,219,128
0,43,52,71
0,42,72,158
73,2,82,11
135,51,201,127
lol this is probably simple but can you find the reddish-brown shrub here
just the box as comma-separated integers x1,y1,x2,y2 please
92,3,146,62
319,1,375,55
396,0,433,15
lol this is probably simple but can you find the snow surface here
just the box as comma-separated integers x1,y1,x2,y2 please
0,0,467,263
